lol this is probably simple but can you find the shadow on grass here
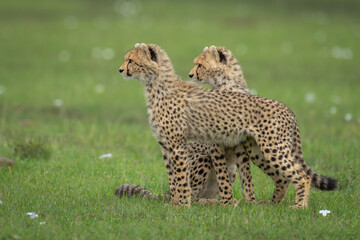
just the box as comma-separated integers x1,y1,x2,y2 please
9,137,51,160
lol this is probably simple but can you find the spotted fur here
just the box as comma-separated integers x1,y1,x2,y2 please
118,43,334,208
116,46,255,203
189,45,339,205
115,184,171,201
119,43,236,207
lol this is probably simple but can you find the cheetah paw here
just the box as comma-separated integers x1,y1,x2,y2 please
289,204,307,210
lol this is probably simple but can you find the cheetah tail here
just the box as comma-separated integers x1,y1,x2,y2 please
309,172,339,191
115,184,170,200
297,155,339,191
292,117,338,191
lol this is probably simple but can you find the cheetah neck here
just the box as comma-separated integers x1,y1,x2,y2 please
144,69,180,111
213,72,249,94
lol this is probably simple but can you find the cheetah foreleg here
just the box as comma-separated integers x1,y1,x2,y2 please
161,147,176,201
169,140,192,207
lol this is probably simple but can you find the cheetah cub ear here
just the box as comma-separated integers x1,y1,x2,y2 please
203,46,209,52
210,45,226,64
140,43,157,62
135,43,141,48
209,45,219,61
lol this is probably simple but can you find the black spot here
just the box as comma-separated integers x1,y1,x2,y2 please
218,50,226,64
148,46,157,62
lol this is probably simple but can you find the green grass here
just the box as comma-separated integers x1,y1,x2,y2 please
0,0,359,239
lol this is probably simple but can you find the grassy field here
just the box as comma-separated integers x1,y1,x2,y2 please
0,0,359,239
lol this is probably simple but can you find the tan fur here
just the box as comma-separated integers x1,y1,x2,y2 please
116,46,253,204
119,43,235,206
118,43,326,208
190,45,338,206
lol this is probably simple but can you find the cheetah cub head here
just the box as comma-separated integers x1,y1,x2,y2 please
189,45,246,90
119,43,172,84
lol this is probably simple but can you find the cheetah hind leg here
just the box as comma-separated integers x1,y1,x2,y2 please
234,143,256,203
239,142,287,205
259,145,310,208
258,177,290,205
258,172,311,209
290,173,311,209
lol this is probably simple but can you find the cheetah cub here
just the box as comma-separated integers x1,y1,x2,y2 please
115,48,254,204
119,43,236,207
189,45,339,205
119,43,332,208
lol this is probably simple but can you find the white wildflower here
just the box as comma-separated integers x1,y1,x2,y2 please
53,99,63,107
331,46,353,60
114,0,141,18
99,153,113,159
319,210,331,217
0,200,3,205
249,89,258,95
91,47,115,60
329,106,337,115
95,84,105,94
0,85,5,95
102,48,115,60
40,221,46,225
344,113,352,122
26,212,39,219
304,92,316,103
281,41,293,54
58,50,71,62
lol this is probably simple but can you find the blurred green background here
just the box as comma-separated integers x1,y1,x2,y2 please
0,0,359,239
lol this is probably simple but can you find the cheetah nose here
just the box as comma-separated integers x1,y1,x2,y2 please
119,69,124,73
189,74,194,78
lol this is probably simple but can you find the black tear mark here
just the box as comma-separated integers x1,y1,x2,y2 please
218,50,226,64
148,47,157,62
